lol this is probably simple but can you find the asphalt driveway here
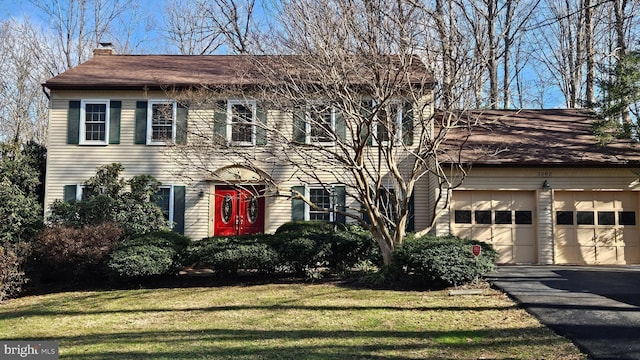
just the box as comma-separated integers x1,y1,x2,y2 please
488,266,640,360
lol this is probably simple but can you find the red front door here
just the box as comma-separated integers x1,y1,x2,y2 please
214,185,265,236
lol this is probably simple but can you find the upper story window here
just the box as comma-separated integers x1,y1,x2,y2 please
147,100,177,145
373,100,403,145
228,100,257,146
80,99,110,145
307,102,335,144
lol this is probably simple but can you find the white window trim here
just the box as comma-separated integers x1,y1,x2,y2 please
156,185,175,229
79,99,110,145
227,99,257,146
147,99,177,145
372,100,403,146
305,101,336,145
305,185,335,222
75,184,85,201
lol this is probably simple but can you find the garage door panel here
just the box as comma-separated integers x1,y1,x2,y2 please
596,246,618,264
555,245,580,264
493,245,514,263
595,228,616,246
514,229,536,246
594,192,615,209
576,228,596,246
580,246,597,265
575,193,595,210
619,228,640,246
555,229,577,246
620,247,640,263
472,227,493,243
492,193,514,209
554,191,639,265
453,226,473,241
452,191,536,264
515,245,536,263
492,227,513,245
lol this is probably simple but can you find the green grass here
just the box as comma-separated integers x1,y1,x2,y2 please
0,282,585,359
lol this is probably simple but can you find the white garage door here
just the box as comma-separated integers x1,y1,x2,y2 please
451,191,537,264
554,191,640,264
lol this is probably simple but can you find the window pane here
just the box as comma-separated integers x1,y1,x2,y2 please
576,211,595,225
495,211,512,224
151,103,174,141
85,103,106,141
597,211,615,225
153,188,171,222
309,188,331,221
515,211,533,225
556,211,573,225
376,103,400,143
231,104,253,143
309,104,333,143
619,211,637,226
454,210,471,224
475,210,491,224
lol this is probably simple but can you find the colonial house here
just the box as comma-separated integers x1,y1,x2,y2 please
43,48,640,265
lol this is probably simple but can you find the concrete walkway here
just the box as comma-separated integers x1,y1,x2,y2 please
488,266,640,360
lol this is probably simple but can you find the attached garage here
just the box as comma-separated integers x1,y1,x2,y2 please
451,190,537,264
554,191,640,264
438,109,640,265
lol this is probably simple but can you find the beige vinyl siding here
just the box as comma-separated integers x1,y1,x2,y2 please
46,89,436,240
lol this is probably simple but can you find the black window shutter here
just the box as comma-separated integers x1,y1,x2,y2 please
406,193,414,232
212,100,227,142
335,185,346,224
67,101,80,145
63,185,77,202
292,106,306,143
255,104,267,145
173,186,186,235
135,101,148,144
335,110,346,142
109,101,121,144
359,100,373,146
291,185,305,221
176,102,188,145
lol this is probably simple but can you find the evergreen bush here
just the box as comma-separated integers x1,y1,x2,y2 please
395,234,497,287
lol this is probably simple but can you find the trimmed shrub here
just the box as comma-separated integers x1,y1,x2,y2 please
186,236,279,274
268,235,327,274
34,222,124,279
274,221,380,273
0,242,30,301
395,234,497,287
106,231,191,279
107,245,175,278
325,224,380,271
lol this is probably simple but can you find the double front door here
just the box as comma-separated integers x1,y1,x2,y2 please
214,185,265,236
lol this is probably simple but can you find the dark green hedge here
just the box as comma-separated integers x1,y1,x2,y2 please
395,234,497,287
186,222,380,276
106,231,191,278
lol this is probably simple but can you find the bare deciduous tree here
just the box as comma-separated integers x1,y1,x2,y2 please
169,0,474,265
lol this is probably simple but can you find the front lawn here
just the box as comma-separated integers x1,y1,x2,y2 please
0,282,585,359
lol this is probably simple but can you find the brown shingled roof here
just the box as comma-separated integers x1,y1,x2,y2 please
44,54,434,90
440,109,640,167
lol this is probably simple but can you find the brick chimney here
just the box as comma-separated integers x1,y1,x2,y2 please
93,42,114,56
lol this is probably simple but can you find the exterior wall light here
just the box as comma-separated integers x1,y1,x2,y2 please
542,180,551,190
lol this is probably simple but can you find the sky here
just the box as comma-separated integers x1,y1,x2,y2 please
0,0,567,109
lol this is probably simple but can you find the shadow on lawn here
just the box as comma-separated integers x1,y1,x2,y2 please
12,327,571,360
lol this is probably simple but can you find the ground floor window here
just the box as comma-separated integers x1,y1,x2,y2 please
308,186,333,221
